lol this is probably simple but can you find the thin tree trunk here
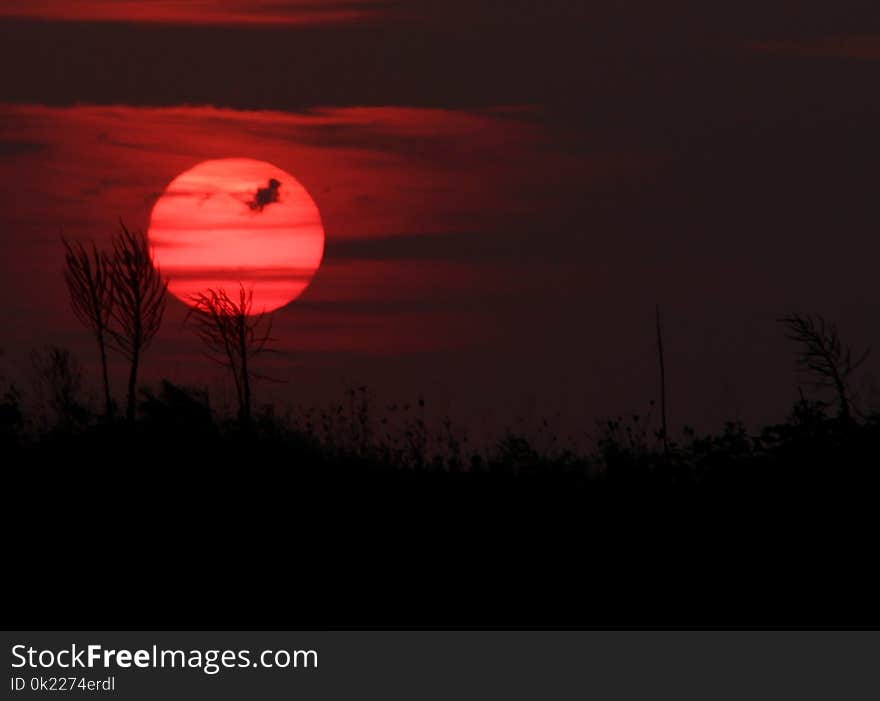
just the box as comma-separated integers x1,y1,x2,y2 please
238,315,251,428
126,293,143,424
97,330,113,421
656,306,669,455
834,375,851,422
126,346,139,423
230,362,244,426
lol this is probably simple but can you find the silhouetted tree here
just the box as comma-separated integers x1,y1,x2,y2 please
31,345,87,432
0,348,23,441
780,313,870,421
63,236,114,420
108,221,168,423
186,285,273,429
655,305,669,454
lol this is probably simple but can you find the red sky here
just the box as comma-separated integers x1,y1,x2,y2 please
1,0,879,439
0,102,618,436
0,0,387,25
0,103,586,355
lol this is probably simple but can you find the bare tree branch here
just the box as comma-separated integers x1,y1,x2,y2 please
31,345,87,432
62,234,114,420
108,221,168,422
186,284,275,428
779,313,870,421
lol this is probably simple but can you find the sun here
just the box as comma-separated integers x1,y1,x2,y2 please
148,158,325,313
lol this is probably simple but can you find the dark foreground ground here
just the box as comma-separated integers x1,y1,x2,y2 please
5,418,879,629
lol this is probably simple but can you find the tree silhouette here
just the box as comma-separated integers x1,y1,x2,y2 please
108,221,168,423
186,285,274,429
780,313,870,421
31,345,87,432
0,347,23,441
63,236,114,420
655,305,669,454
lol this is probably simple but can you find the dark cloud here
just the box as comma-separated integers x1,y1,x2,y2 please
749,35,880,59
257,121,454,155
1,3,878,113
0,139,45,157
293,297,467,315
327,230,573,263
2,4,879,178
161,266,317,282
328,232,473,261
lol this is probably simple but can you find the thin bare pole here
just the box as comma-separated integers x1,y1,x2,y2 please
656,305,669,454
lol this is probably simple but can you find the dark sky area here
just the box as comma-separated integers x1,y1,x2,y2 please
1,1,879,441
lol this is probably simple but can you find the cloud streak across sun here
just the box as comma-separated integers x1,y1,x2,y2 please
0,102,609,354
148,158,325,312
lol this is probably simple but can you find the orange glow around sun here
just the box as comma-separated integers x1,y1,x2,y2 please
148,158,325,313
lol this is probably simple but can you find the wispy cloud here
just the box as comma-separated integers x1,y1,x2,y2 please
0,0,390,26
0,101,620,344
0,103,600,244
0,139,45,157
749,35,880,59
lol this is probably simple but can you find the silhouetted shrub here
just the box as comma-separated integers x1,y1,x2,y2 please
139,380,213,435
30,345,89,433
0,383,23,442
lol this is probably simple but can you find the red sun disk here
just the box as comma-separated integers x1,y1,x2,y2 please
148,158,325,313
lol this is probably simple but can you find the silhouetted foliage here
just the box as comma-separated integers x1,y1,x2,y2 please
108,221,168,423
186,285,274,429
780,313,870,421
492,433,543,475
63,236,114,420
0,383,23,442
139,380,213,435
25,259,880,496
30,345,88,432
